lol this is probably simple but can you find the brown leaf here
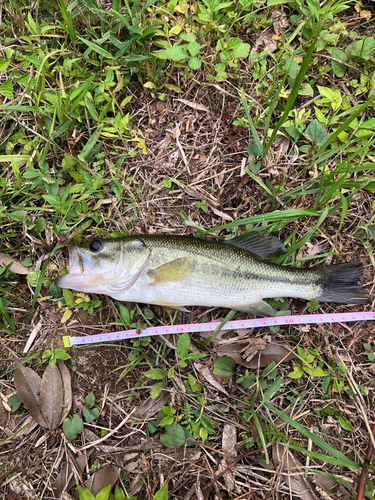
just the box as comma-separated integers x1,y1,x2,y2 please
58,360,72,422
194,363,228,395
217,341,295,368
241,338,267,362
14,366,47,428
0,252,34,274
84,465,120,497
273,443,315,500
135,392,169,419
52,453,91,498
176,98,210,113
271,7,289,35
40,362,66,430
250,34,277,56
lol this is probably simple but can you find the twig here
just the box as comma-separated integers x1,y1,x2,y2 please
75,409,135,452
357,423,375,500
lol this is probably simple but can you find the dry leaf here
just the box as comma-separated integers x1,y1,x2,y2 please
84,465,120,497
194,363,228,394
14,366,47,428
241,338,267,362
135,392,169,419
176,98,210,113
250,34,277,56
0,252,34,274
271,7,289,35
360,10,371,20
58,361,72,422
273,444,315,500
217,341,295,368
52,453,91,498
40,360,71,430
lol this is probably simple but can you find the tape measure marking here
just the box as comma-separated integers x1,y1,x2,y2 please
62,311,375,347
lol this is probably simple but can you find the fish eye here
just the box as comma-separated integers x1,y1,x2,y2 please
89,240,102,252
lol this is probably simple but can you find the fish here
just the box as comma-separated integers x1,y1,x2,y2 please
55,233,370,317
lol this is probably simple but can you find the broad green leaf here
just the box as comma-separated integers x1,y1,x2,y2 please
0,79,14,100
213,356,235,383
114,485,125,500
0,60,10,72
262,376,284,403
154,46,188,61
96,485,112,500
160,423,186,447
145,368,166,380
359,118,375,130
177,333,190,360
187,41,201,57
288,365,303,379
85,392,95,408
61,307,72,324
188,57,201,70
77,486,95,500
9,210,27,221
200,414,215,432
232,43,250,58
54,349,71,361
188,373,201,391
63,288,75,307
153,483,168,500
345,37,375,61
304,366,326,377
247,139,262,156
63,414,83,440
338,416,353,432
304,119,327,146
331,48,348,77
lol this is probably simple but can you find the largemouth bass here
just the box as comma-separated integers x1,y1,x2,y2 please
55,233,370,317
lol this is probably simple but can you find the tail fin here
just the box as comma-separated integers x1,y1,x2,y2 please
317,262,370,305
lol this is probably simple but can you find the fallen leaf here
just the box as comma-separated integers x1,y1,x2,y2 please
14,366,47,428
241,338,267,362
58,361,72,422
40,360,70,430
250,34,277,56
0,252,34,274
217,341,295,368
135,392,169,419
194,363,228,395
271,7,289,35
52,453,91,498
360,10,371,20
176,98,210,113
272,444,315,500
83,465,120,497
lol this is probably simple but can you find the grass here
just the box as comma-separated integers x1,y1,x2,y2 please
1,0,375,498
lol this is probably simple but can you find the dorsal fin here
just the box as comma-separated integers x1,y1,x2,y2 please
225,232,286,259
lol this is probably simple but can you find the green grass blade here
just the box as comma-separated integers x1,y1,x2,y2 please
201,209,319,235
58,0,76,47
263,32,318,157
265,403,359,469
240,94,263,155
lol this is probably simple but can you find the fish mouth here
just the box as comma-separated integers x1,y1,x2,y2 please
55,246,92,289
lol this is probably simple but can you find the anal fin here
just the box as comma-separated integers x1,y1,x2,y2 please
235,300,276,317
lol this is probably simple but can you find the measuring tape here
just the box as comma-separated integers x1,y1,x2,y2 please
62,311,375,347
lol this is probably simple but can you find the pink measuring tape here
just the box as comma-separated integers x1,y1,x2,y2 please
62,311,375,347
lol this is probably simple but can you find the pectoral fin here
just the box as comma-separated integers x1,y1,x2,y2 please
149,257,195,285
236,300,276,317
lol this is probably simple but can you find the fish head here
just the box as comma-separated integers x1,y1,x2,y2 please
55,238,150,296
